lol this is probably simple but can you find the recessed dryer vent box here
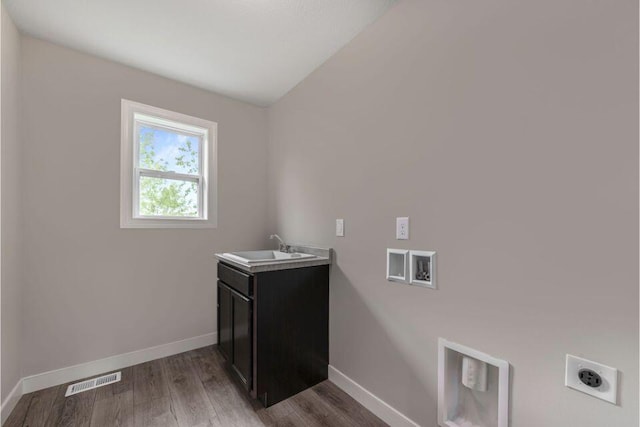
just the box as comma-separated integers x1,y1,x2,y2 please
438,338,510,427
386,249,408,283
410,250,436,289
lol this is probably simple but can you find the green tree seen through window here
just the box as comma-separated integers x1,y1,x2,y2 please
138,127,200,217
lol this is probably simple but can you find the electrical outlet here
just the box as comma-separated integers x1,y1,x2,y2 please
336,219,344,237
565,355,618,404
396,217,409,240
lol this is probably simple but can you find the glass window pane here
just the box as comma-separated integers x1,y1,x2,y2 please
139,176,199,218
138,125,200,175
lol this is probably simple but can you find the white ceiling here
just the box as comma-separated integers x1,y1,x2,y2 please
4,0,394,106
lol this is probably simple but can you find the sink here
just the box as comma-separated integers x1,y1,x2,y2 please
215,245,331,273
222,250,316,265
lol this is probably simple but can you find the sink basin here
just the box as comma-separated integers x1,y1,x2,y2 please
222,250,316,265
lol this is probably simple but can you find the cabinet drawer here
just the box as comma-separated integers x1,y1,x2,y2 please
218,262,253,297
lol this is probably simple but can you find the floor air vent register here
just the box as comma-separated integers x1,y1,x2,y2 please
64,372,121,397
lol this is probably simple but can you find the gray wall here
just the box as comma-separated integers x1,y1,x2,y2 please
267,0,639,426
20,37,270,377
1,5,23,403
3,1,638,426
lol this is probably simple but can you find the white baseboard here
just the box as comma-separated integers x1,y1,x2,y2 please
22,332,217,394
1,378,24,425
328,365,420,427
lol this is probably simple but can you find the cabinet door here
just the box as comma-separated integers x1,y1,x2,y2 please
232,292,252,390
217,281,233,361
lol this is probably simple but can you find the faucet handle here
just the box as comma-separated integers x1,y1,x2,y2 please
270,234,290,252
280,244,291,253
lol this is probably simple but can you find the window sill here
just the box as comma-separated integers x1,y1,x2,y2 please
120,218,217,229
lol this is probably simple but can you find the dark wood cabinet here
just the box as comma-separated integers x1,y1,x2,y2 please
230,289,252,390
217,282,232,361
217,280,252,391
216,261,329,407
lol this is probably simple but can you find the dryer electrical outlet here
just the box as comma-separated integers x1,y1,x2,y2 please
565,354,618,404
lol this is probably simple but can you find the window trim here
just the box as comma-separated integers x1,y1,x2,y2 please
120,99,217,228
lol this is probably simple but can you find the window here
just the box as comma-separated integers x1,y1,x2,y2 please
120,100,217,228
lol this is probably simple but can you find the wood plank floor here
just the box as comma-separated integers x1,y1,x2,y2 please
5,346,387,427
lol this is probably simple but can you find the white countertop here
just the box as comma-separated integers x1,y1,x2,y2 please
215,245,332,274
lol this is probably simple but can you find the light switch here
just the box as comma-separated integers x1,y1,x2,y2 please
396,217,409,240
336,219,345,237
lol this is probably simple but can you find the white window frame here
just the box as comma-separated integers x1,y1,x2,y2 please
120,99,217,228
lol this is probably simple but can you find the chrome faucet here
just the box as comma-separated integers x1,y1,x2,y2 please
270,234,291,253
